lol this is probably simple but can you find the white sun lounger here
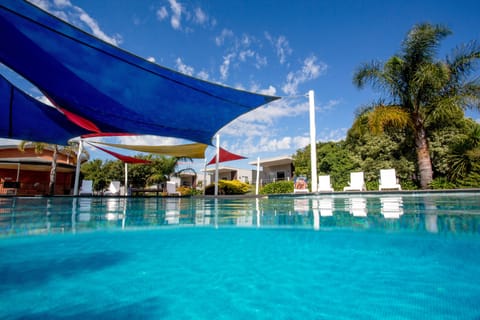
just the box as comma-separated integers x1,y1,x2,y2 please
379,169,401,190
343,172,366,191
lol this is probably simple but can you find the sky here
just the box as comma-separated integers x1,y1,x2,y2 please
1,0,480,174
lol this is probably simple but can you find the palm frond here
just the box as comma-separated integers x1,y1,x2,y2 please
353,61,384,89
447,40,480,83
368,105,412,134
402,23,451,66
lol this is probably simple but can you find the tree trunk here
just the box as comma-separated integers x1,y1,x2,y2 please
414,117,433,189
49,146,58,195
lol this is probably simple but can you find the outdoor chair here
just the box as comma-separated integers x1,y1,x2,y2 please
166,181,181,196
293,177,309,194
318,175,334,192
79,180,93,196
343,172,366,191
104,180,121,196
379,169,402,190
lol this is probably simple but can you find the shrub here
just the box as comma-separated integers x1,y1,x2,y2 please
204,180,251,195
260,181,294,194
429,177,456,189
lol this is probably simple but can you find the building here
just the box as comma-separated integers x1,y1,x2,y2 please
198,166,257,188
196,155,295,188
0,145,81,196
249,156,294,185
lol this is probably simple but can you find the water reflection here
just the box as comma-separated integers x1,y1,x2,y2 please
380,196,404,219
165,198,180,225
318,198,334,216
347,197,367,217
0,193,479,236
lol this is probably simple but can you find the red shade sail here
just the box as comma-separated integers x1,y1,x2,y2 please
89,143,152,164
207,147,246,166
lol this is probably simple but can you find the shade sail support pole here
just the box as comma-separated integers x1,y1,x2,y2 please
124,162,128,196
214,134,220,196
309,90,318,192
15,163,20,196
255,157,260,195
203,159,207,195
73,139,83,196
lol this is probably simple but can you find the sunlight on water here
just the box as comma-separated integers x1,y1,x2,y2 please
1,193,480,319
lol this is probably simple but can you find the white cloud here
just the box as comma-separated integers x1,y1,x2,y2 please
282,55,327,95
239,99,308,125
265,33,292,64
259,85,277,96
168,0,182,30
217,96,343,155
87,135,186,147
156,6,168,20
293,136,311,149
28,0,122,46
53,0,71,7
28,0,52,11
238,49,255,62
317,128,348,142
216,33,268,80
276,36,292,64
320,99,341,112
194,7,207,24
219,99,309,149
220,53,235,80
175,57,194,76
215,29,234,46
262,136,292,151
147,56,156,63
156,1,214,32
197,70,210,80
77,11,121,45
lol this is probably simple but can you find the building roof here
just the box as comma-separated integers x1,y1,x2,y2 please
248,155,293,167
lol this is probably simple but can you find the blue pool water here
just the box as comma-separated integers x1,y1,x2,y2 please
1,193,480,319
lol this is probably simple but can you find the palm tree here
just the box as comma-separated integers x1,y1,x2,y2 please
353,23,480,188
18,141,79,195
146,156,192,189
447,120,480,181
18,142,59,195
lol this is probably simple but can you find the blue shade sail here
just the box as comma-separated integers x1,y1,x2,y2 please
0,1,279,145
0,75,90,145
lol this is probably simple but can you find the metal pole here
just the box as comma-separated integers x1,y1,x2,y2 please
15,163,20,196
309,90,318,192
214,134,220,196
203,158,207,196
124,162,128,196
255,157,260,195
73,139,83,196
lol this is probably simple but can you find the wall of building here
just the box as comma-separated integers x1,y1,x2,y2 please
261,164,293,184
0,147,78,196
0,168,74,195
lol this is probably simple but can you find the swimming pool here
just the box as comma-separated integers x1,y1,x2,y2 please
1,192,479,319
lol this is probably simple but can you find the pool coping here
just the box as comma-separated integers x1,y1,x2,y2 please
2,188,479,199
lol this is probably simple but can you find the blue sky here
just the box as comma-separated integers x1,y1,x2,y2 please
1,0,480,173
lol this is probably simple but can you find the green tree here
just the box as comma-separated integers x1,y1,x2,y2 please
81,159,108,191
346,109,417,189
147,156,192,187
353,23,480,188
447,119,480,182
